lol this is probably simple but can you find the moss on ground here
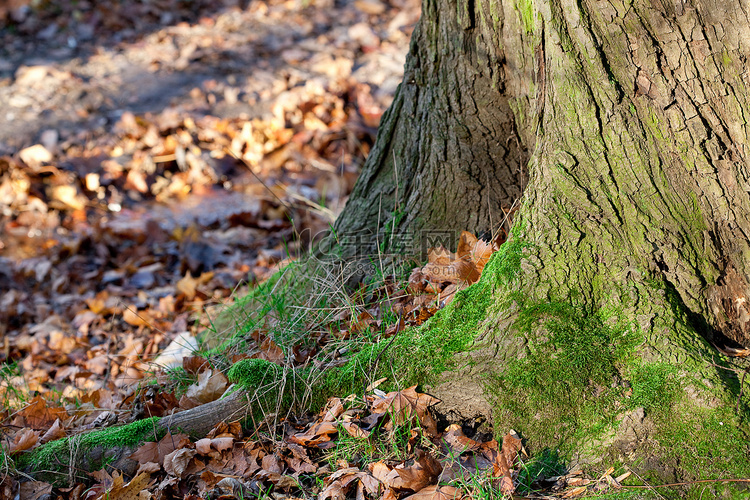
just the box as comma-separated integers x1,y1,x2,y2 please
17,416,163,485
321,233,531,397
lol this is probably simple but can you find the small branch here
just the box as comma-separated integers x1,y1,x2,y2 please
622,477,750,488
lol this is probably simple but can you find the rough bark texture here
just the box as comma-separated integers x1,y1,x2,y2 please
333,0,750,483
328,0,528,261
516,0,750,347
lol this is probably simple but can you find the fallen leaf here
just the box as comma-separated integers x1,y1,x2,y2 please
562,486,588,498
122,307,148,327
163,448,197,478
442,424,481,454
341,421,371,438
129,433,191,466
288,420,338,447
185,369,228,403
39,418,66,444
403,485,465,500
93,471,150,500
492,430,523,495
18,144,52,169
18,480,52,500
8,428,38,454
18,395,68,429
176,272,198,300
370,386,440,436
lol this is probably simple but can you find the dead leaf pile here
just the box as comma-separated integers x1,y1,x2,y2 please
0,0,419,420
4,384,527,499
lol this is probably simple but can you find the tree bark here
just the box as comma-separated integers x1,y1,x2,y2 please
333,0,750,482
328,0,528,261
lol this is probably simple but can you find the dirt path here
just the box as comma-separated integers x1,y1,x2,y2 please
0,0,415,153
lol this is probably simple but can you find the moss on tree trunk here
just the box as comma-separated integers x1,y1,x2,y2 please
330,0,750,491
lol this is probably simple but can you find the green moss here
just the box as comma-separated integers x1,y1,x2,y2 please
17,417,163,485
517,0,535,34
227,358,284,390
626,362,678,412
491,302,639,453
516,449,566,493
634,404,750,498
320,235,532,398
226,358,310,422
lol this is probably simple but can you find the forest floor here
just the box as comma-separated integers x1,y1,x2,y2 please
1,1,647,499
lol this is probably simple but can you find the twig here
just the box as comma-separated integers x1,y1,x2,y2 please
738,368,748,414
364,310,404,396
622,478,750,488
226,147,293,213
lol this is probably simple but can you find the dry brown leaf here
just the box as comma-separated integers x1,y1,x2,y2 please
420,263,459,284
49,185,86,210
94,472,150,500
319,481,346,500
39,418,66,444
368,451,441,492
392,450,443,492
185,369,228,403
207,420,242,439
407,268,426,294
492,430,522,495
469,239,494,273
285,443,318,474
195,436,234,455
18,395,68,429
288,420,338,447
403,485,465,500
369,461,392,484
322,398,345,422
261,452,283,474
440,284,458,306
163,448,197,478
451,259,480,284
195,438,212,455
562,486,589,498
176,272,198,300
18,480,52,500
341,421,371,439
427,247,453,266
456,231,478,259
125,169,149,193
350,310,375,334
500,430,522,471
370,386,440,436
135,462,161,476
122,307,148,327
19,144,52,168
8,428,39,454
259,336,284,362
442,424,481,453
129,433,191,466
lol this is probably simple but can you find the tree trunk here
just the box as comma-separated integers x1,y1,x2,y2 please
334,0,750,485
328,0,528,261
